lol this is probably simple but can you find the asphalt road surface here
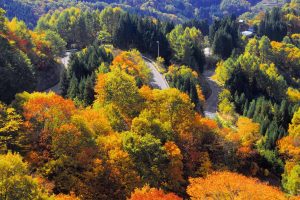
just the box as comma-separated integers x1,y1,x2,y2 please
44,52,71,94
143,56,169,90
45,51,218,119
45,53,169,94
203,70,221,118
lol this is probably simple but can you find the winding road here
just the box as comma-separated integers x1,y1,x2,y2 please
203,70,221,118
44,52,72,94
44,53,169,94
144,54,220,119
142,56,169,90
203,47,220,118
44,49,219,118
44,50,219,118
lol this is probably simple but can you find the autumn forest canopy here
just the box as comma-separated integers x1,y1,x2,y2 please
0,0,300,199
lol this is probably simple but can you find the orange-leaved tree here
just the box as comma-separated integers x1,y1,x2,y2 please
187,171,287,200
129,186,182,200
22,92,76,164
278,107,300,160
164,141,185,192
222,117,260,158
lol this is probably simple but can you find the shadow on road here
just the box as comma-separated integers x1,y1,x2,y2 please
203,70,221,118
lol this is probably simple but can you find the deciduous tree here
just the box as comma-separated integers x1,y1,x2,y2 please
0,153,50,200
95,69,144,120
187,171,287,200
129,186,182,200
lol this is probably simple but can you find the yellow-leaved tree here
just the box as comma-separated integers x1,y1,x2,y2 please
278,108,300,196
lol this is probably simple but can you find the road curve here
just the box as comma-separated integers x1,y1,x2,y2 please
44,52,72,94
45,52,218,119
203,70,221,118
142,56,169,90
45,54,169,94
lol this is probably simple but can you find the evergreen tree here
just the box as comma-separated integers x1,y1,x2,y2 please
183,19,209,35
239,93,246,112
253,97,263,121
247,100,256,118
260,116,270,135
83,76,95,106
212,30,233,59
258,7,287,42
67,74,79,99
78,78,86,101
60,68,69,97
243,99,249,116
210,16,240,59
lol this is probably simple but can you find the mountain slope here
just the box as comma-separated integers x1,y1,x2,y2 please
0,0,264,28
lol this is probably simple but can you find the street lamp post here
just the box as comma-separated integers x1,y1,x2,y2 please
156,40,160,58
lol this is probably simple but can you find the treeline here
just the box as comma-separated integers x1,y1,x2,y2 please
258,7,288,41
36,7,173,62
0,0,38,28
0,1,300,198
211,2,300,195
244,1,300,40
0,0,263,27
36,6,208,106
216,35,300,142
209,15,241,59
1,4,208,107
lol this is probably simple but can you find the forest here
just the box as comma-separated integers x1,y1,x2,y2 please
0,0,300,199
0,0,268,28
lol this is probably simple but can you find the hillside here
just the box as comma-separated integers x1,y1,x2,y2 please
0,0,265,28
0,0,300,199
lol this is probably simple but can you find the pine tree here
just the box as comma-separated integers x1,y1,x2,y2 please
239,93,246,112
247,100,256,118
260,100,270,120
60,68,69,97
258,7,287,42
78,78,86,101
67,73,79,99
253,98,263,121
279,100,289,129
83,76,95,106
243,99,249,116
260,116,270,135
265,120,279,149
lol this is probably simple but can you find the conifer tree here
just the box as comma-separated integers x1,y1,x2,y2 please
67,74,79,99
60,68,69,97
83,76,95,106
258,7,287,42
78,78,86,101
247,100,256,118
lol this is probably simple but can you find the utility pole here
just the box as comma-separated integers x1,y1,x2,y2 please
156,40,160,58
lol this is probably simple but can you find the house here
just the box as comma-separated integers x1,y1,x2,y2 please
242,30,254,38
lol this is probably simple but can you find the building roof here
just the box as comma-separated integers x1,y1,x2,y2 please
242,31,253,37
